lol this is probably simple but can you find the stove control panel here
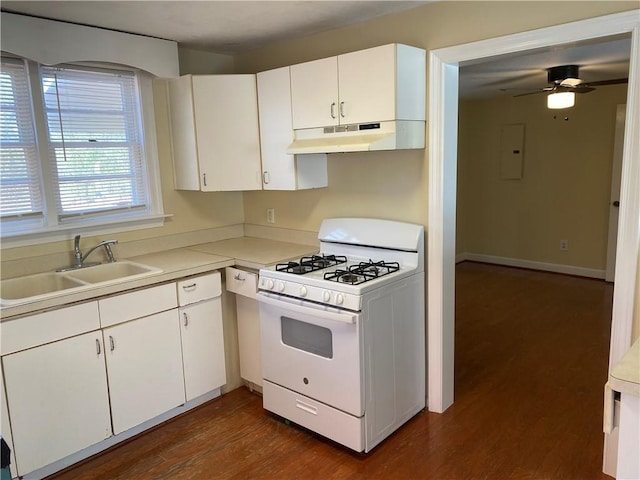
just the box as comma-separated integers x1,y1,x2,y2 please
258,277,361,311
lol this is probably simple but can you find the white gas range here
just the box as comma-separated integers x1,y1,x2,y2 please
257,217,425,453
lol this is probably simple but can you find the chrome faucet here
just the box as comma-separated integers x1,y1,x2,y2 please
73,235,118,268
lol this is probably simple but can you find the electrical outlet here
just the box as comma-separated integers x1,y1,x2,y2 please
267,208,275,224
560,239,569,251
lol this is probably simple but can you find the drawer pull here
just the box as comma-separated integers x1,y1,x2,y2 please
295,399,318,415
234,273,245,282
96,339,101,355
182,283,197,291
109,335,115,352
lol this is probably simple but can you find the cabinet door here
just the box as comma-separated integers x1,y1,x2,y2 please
257,66,298,190
1,363,18,478
236,295,262,386
2,332,111,475
192,75,262,191
337,44,396,125
104,310,185,434
257,67,329,190
290,56,339,129
167,76,201,190
180,298,226,401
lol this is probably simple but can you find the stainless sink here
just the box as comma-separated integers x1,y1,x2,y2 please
0,261,162,306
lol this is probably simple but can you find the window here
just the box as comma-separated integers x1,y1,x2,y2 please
0,57,164,243
0,58,43,229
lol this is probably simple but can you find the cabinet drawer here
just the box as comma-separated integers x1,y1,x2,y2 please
99,283,177,328
1,302,100,355
263,380,364,452
225,267,257,299
177,272,221,306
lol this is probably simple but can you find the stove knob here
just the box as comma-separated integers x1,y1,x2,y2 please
322,290,331,302
300,286,308,297
335,293,344,305
265,279,274,290
277,281,286,292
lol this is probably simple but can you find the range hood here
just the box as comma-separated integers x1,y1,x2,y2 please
286,120,425,154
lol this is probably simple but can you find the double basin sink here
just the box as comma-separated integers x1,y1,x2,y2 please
1,261,162,306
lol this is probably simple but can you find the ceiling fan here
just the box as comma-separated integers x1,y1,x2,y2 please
512,64,628,97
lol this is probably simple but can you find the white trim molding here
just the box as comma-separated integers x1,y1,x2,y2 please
428,10,640,419
0,12,179,77
458,253,606,279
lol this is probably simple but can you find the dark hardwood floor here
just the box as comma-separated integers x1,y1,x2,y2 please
49,262,614,480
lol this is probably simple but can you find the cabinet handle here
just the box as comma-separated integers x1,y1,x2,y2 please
182,283,197,291
263,171,270,185
234,273,245,282
339,101,345,118
203,173,207,187
330,102,336,119
96,338,101,355
109,335,115,352
183,312,189,327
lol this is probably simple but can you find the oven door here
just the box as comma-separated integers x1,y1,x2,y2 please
257,291,363,417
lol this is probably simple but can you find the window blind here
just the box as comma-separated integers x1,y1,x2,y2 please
41,65,148,221
0,57,44,221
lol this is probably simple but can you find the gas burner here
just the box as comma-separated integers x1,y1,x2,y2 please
275,254,347,275
323,261,400,285
352,260,400,277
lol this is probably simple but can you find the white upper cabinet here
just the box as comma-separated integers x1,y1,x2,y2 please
257,66,327,190
290,44,425,130
168,75,262,191
290,57,339,130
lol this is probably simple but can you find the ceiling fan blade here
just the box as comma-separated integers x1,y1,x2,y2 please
584,77,628,87
573,85,596,94
513,87,553,97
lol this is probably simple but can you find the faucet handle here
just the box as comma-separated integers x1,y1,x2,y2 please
103,241,118,263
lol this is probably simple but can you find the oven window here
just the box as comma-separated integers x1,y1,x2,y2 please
281,316,333,359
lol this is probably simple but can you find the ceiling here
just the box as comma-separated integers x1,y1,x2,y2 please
0,1,430,53
459,35,631,99
0,1,631,99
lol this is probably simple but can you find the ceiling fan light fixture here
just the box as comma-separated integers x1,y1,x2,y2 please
547,91,575,109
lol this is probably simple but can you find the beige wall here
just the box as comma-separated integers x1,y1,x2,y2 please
235,1,637,235
456,84,627,270
178,46,234,75
1,1,636,267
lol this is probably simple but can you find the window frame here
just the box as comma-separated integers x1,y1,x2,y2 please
0,58,166,247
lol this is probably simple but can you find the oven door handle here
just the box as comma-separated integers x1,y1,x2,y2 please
257,293,356,325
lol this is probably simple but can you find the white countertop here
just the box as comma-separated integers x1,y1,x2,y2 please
189,237,318,270
610,338,640,397
0,237,317,320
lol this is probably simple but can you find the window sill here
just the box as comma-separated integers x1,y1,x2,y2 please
0,214,173,249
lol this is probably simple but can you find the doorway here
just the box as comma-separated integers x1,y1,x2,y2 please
426,10,640,415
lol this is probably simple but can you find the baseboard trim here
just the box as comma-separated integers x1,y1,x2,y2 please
457,252,606,279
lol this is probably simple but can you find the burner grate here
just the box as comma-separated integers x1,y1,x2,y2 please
323,260,400,285
275,254,347,275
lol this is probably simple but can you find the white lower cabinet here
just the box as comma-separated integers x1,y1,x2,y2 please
225,267,262,387
2,331,112,474
178,272,226,401
180,298,226,400
103,309,186,435
1,271,227,478
1,367,17,479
